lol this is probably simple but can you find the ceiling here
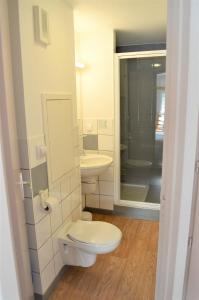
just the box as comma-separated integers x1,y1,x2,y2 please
69,0,167,46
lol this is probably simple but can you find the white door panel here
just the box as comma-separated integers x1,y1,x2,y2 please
42,95,74,185
0,0,33,299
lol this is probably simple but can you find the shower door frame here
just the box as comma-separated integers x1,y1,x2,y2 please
114,50,166,209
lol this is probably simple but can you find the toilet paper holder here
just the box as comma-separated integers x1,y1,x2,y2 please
39,189,50,211
39,189,59,213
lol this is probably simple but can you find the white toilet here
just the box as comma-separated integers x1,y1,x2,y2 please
59,220,122,267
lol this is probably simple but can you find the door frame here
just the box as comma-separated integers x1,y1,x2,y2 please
0,0,33,299
114,49,166,210
1,0,198,299
155,0,199,299
114,0,199,298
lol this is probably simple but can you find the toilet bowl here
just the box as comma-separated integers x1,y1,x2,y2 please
59,220,122,267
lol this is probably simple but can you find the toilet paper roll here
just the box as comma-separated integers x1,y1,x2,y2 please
43,196,59,213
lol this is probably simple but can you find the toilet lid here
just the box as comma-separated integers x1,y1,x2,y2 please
67,220,122,245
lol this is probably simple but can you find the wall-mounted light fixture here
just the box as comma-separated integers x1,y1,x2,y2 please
75,61,86,70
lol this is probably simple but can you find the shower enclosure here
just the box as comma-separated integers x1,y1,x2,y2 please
116,51,166,208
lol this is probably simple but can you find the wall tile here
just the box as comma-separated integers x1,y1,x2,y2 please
24,198,34,224
31,163,48,197
100,195,114,210
98,119,114,135
99,166,114,182
93,181,99,194
35,216,51,249
72,204,82,221
70,167,81,191
61,194,72,221
24,195,47,225
26,224,37,249
52,228,62,256
52,216,72,256
83,134,98,150
99,181,114,196
60,174,70,200
33,195,48,224
27,215,51,249
83,119,97,134
41,260,56,293
81,176,99,195
50,203,62,233
86,194,100,208
49,181,61,202
29,238,53,273
71,186,81,210
98,135,114,151
54,251,64,276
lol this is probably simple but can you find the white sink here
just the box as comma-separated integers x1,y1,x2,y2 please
80,154,113,178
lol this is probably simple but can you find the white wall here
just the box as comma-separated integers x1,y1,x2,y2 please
8,0,82,295
19,0,76,138
74,14,115,211
75,30,115,119
13,0,77,170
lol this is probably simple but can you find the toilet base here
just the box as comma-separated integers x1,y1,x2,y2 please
61,244,97,267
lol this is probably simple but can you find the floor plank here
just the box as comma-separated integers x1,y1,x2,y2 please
49,213,159,300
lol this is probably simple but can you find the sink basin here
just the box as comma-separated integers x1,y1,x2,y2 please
80,154,113,178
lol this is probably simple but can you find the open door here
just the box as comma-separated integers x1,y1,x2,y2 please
0,0,33,299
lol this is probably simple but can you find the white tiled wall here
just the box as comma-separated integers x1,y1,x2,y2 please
32,260,56,294
23,123,82,295
98,119,114,135
86,194,100,208
24,116,115,295
78,118,115,211
26,167,82,294
98,135,114,151
83,119,98,134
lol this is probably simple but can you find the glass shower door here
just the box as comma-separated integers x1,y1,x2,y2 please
120,56,166,204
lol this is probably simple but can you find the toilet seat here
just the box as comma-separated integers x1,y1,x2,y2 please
67,220,122,245
59,220,122,255
59,220,122,266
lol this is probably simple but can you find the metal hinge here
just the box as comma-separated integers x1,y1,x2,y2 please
188,236,193,249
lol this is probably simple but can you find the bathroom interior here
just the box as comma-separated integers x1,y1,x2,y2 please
6,0,166,299
120,54,166,206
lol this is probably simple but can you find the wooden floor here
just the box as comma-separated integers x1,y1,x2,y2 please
49,213,159,300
